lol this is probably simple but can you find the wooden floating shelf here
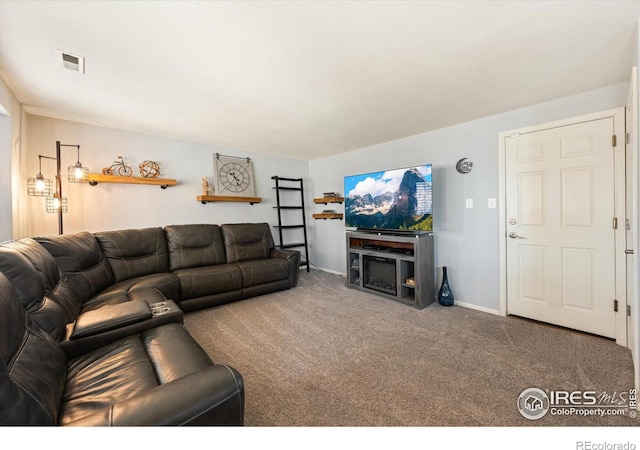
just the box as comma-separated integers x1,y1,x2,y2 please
197,195,262,205
86,173,177,188
313,213,343,220
314,197,345,204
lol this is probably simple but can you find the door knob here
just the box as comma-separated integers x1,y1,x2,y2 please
508,232,525,239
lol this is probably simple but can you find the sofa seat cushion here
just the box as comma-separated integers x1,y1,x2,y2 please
173,264,242,300
82,273,180,312
235,258,289,288
60,323,213,425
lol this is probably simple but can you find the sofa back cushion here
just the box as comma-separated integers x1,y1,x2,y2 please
95,227,169,282
0,239,77,340
221,223,275,263
0,272,67,425
36,231,114,305
165,224,227,271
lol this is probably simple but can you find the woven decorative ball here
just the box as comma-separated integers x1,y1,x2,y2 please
139,160,160,178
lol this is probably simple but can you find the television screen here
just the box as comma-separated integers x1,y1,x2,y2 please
344,164,432,232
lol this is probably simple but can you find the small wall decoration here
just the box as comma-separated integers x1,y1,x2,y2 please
212,153,256,197
456,158,473,174
139,160,161,178
202,176,212,195
102,156,133,177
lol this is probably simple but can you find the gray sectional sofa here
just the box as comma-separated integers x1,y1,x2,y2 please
0,222,300,426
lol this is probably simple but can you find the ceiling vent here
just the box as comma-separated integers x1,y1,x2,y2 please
56,50,85,74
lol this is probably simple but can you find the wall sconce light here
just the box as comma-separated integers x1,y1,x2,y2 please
28,141,88,234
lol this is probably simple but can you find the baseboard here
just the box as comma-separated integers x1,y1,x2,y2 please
314,266,346,276
454,300,501,316
312,268,502,315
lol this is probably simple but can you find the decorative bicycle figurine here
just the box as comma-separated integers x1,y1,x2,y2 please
102,156,133,177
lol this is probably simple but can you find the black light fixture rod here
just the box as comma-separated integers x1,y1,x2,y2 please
36,141,81,235
56,141,63,235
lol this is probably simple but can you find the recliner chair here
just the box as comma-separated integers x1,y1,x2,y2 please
0,271,244,425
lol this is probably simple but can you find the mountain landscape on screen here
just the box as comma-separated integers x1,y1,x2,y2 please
344,165,433,232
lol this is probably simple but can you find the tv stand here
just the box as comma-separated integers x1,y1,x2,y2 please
346,230,435,309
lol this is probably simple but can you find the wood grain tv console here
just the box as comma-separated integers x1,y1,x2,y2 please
346,230,435,309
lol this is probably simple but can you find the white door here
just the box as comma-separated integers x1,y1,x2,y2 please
505,117,620,338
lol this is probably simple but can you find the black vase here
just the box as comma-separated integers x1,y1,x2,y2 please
438,266,454,306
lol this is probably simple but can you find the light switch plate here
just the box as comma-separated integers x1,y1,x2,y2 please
465,198,473,208
488,198,496,208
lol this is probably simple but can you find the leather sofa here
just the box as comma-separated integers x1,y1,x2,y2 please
0,271,244,425
0,222,300,425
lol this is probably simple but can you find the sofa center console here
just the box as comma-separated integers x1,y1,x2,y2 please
346,230,435,309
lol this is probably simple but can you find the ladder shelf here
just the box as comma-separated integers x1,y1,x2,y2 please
271,176,310,272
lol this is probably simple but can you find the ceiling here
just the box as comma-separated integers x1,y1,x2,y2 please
1,1,639,160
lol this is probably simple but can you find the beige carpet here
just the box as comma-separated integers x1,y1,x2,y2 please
184,269,637,427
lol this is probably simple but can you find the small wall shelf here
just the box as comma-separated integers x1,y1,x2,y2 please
313,196,345,204
312,213,343,220
197,195,262,205
87,173,176,189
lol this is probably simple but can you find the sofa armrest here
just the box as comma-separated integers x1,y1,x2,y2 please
65,364,244,426
270,248,301,287
70,300,152,339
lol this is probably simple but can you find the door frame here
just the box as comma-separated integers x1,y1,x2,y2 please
497,107,628,346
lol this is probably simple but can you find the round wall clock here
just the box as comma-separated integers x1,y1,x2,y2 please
456,158,473,174
213,154,256,197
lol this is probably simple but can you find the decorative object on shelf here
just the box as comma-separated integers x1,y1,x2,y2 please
202,176,212,195
456,158,473,174
27,140,88,235
139,160,160,178
102,156,133,177
437,266,455,306
212,153,256,197
313,192,344,219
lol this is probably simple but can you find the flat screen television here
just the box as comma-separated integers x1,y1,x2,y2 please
344,164,432,232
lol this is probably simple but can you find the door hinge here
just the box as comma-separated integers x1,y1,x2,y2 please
627,305,631,317
614,299,618,312
626,132,630,145
613,217,618,229
612,135,617,147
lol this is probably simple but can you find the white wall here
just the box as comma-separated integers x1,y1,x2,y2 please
0,75,23,241
309,82,629,312
24,115,309,237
